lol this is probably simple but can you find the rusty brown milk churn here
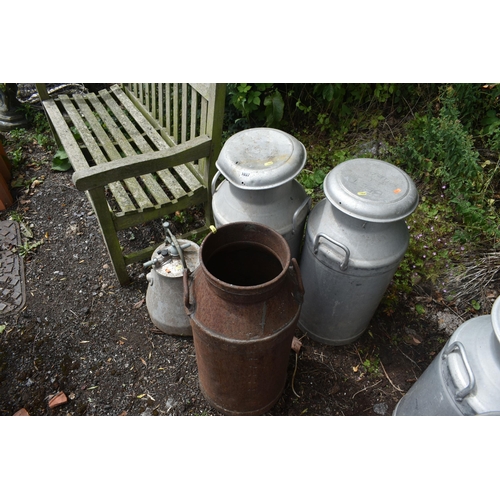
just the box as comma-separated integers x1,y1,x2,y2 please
298,158,419,345
183,222,304,415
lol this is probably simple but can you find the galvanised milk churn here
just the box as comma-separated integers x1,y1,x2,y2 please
183,222,304,415
394,295,500,416
144,223,199,336
298,158,418,345
212,128,311,260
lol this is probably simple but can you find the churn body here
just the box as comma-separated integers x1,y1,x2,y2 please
145,239,199,336
212,128,310,259
184,222,304,415
394,296,500,416
298,159,418,345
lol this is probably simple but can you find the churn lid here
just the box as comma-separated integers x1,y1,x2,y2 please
323,158,419,223
216,128,307,189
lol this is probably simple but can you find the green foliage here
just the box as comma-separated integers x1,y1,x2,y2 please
415,304,426,315
226,83,439,138
383,196,467,312
10,147,23,167
362,358,380,375
51,148,72,171
390,84,500,245
297,139,351,201
227,84,284,128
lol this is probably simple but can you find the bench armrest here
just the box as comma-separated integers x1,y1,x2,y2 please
72,135,212,191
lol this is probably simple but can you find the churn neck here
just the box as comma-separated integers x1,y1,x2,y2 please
199,222,291,304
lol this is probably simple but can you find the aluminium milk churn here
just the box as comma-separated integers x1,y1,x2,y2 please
212,127,311,260
394,295,500,416
144,223,200,336
298,158,418,345
183,222,304,415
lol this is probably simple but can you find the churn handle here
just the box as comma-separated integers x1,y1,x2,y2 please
290,257,305,298
313,233,350,271
442,341,476,402
211,170,222,196
292,196,312,235
183,268,193,315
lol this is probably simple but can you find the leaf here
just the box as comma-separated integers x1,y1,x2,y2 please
52,148,72,172
0,325,5,334
264,90,284,127
471,299,481,311
415,304,425,315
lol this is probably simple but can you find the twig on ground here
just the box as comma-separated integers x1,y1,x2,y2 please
352,379,382,399
380,360,405,393
397,346,421,369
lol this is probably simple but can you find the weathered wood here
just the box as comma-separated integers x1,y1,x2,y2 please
36,83,226,286
42,99,89,171
72,135,212,191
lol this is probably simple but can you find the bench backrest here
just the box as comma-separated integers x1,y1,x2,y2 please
123,83,226,181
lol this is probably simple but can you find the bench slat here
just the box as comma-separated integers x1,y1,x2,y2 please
99,90,154,154
140,174,172,206
174,164,202,192
158,83,164,128
75,93,157,212
73,94,121,161
165,84,171,132
100,90,171,206
181,83,188,143
173,84,179,143
67,95,137,213
190,90,198,139
190,83,211,101
87,93,136,157
111,183,138,214
85,93,156,211
112,86,167,151
58,95,108,165
157,168,188,200
122,178,154,210
42,99,89,171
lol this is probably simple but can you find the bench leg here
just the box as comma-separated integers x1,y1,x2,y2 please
87,187,131,286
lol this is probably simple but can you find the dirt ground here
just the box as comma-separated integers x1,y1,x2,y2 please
0,127,495,418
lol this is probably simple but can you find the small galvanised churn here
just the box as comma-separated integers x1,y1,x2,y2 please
183,222,304,415
212,128,311,260
144,223,200,336
394,296,500,416
298,158,418,345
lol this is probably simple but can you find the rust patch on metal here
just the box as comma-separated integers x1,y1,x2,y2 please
185,222,304,415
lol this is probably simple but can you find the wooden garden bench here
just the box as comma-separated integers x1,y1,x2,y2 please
36,83,226,285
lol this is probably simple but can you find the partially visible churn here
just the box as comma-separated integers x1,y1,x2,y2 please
212,128,311,260
394,295,500,416
184,222,304,415
144,223,200,336
298,158,419,345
